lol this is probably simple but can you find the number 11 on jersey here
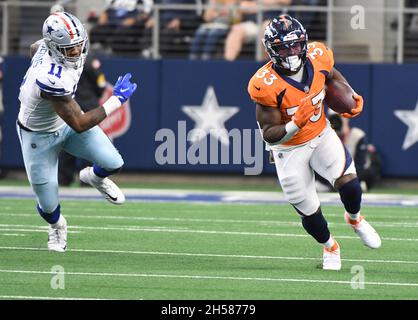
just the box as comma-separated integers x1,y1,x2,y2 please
48,63,63,79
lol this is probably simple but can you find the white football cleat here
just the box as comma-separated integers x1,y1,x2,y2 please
80,167,125,205
344,213,381,249
48,215,67,252
322,241,341,271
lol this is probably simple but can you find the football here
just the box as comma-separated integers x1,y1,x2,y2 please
324,79,356,114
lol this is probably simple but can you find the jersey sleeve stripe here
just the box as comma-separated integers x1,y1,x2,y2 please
276,89,287,108
36,79,68,95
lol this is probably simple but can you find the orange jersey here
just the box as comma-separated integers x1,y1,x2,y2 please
248,42,334,146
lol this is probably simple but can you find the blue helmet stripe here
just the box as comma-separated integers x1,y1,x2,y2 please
64,12,80,37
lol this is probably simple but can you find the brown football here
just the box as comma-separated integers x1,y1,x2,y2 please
324,79,356,114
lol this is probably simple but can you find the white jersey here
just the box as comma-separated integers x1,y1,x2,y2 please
18,41,83,132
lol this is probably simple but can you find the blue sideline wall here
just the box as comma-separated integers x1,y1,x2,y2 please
1,57,417,177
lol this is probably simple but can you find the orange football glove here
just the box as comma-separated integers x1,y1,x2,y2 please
292,98,317,128
341,94,363,118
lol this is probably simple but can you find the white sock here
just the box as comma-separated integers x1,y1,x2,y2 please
347,211,360,221
323,236,335,249
51,215,66,229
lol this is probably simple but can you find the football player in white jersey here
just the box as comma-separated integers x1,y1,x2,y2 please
17,12,137,252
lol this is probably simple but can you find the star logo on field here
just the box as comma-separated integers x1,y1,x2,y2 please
182,86,239,146
394,100,418,150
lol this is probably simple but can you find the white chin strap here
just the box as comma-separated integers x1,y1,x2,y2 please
281,55,302,72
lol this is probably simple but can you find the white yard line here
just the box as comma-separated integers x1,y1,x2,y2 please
0,268,416,287
0,227,81,234
0,223,417,242
1,246,417,265
1,212,417,228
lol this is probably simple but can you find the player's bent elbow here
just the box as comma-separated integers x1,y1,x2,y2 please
72,125,86,134
263,130,285,144
263,134,278,144
68,120,89,134
72,115,101,133
30,43,40,57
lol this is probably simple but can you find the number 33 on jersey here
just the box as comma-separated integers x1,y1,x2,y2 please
247,42,334,146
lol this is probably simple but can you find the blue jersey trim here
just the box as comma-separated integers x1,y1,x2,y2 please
320,70,329,77
36,79,68,95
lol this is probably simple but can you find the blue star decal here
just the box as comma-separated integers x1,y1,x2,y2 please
46,25,54,35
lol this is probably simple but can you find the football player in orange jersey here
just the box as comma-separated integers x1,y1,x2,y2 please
247,15,381,270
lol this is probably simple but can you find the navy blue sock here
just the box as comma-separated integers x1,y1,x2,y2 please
93,164,122,178
37,204,61,224
339,178,362,214
301,208,331,244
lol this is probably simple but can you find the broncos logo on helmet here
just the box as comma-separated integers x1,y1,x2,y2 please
42,12,89,70
263,15,308,73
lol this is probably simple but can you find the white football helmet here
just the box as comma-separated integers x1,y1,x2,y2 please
42,12,88,69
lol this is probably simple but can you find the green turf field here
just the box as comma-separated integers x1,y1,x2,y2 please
0,198,417,300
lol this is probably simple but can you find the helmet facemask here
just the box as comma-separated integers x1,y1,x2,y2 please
265,38,307,73
46,36,89,70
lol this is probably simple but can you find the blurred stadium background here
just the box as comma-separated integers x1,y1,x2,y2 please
1,0,418,186
0,0,417,301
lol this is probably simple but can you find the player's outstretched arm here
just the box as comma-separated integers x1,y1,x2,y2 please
45,73,137,133
46,93,107,133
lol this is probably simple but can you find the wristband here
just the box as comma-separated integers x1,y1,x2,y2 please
102,96,122,116
269,121,300,145
285,121,300,136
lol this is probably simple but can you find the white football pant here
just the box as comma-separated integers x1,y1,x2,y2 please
272,124,356,216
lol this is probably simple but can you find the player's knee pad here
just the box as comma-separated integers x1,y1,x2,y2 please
280,176,305,205
339,177,362,214
301,208,330,244
114,154,124,170
32,182,59,214
99,153,124,173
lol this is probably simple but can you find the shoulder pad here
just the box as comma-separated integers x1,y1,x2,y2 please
307,42,334,72
247,69,281,107
36,63,77,96
36,74,71,96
